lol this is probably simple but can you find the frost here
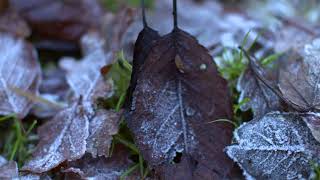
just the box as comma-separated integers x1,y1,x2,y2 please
278,38,320,111
0,159,18,179
237,66,281,117
86,110,121,158
226,112,320,179
301,112,320,143
22,100,90,173
0,32,41,118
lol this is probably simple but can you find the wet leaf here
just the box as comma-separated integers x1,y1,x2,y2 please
226,112,320,179
10,0,104,43
22,100,90,173
63,146,138,180
86,110,121,158
0,157,19,179
0,32,41,118
126,7,235,177
278,38,320,111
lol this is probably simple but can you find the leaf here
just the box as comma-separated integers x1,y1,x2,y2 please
10,0,104,43
278,38,320,111
125,1,160,109
0,32,41,118
0,9,31,38
63,146,138,180
86,109,121,158
22,100,90,173
126,2,235,178
301,113,320,143
226,112,320,179
0,157,19,179
237,64,282,117
59,31,114,109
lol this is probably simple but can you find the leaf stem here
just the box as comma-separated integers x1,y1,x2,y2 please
141,0,147,27
173,0,178,29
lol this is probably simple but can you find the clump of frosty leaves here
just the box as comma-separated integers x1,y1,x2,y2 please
227,112,320,179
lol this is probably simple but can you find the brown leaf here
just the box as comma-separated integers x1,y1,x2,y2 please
126,5,235,177
0,32,41,118
22,100,90,173
0,157,19,179
125,6,160,109
86,110,121,158
0,9,31,37
301,113,320,143
63,146,138,180
10,0,104,46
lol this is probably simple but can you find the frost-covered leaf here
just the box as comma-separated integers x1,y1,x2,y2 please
237,64,281,117
59,31,114,107
126,15,235,178
64,147,137,180
226,112,320,179
86,110,121,158
0,32,41,118
301,113,320,143
22,100,90,173
0,158,18,179
278,38,320,111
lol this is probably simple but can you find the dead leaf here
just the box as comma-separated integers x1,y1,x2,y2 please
59,31,114,108
22,100,90,173
278,38,320,112
301,113,320,143
0,157,19,179
10,0,104,43
226,112,320,179
237,63,282,117
0,32,41,118
125,5,160,110
86,109,121,158
126,3,235,178
0,9,31,37
63,146,138,180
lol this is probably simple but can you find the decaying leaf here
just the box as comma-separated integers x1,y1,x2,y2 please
227,112,320,179
237,63,281,117
86,110,121,158
10,0,104,43
126,2,235,178
278,38,320,112
0,157,19,179
301,113,320,143
0,9,31,38
63,146,138,180
22,100,90,173
0,32,41,118
59,31,114,108
125,2,160,109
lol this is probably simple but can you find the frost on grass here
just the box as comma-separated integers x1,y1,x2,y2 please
0,158,18,179
278,38,320,111
86,110,121,158
0,32,41,118
60,31,114,109
22,100,89,173
226,112,320,179
237,65,281,117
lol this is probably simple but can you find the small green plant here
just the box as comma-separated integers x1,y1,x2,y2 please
0,115,37,167
101,0,154,11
